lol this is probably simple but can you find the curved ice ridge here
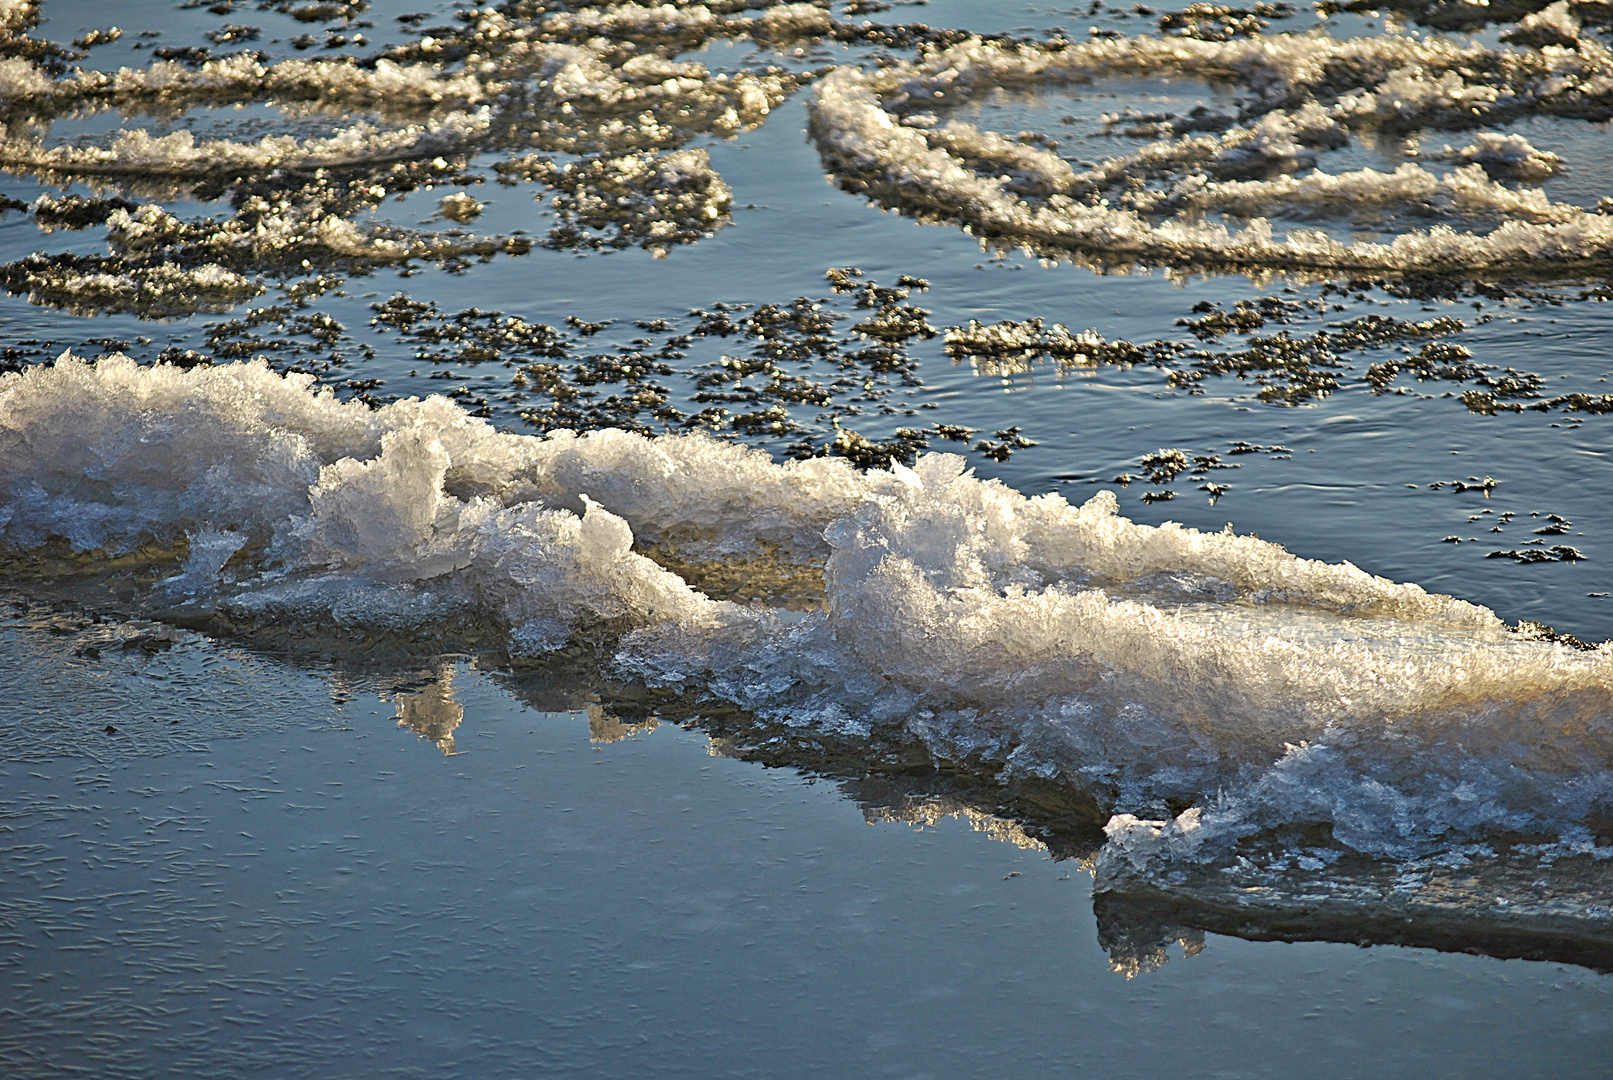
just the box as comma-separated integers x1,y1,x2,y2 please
809,32,1613,272
4,357,1612,863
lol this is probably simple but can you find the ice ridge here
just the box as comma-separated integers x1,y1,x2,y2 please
4,357,1612,871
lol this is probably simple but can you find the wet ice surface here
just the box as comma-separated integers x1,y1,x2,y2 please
2,619,1610,1079
6,0,1613,1068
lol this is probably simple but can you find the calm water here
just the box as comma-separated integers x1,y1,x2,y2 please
4,0,1613,1074
4,617,1609,1078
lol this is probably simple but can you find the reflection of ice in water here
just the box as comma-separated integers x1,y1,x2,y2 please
1093,897,1207,980
391,666,464,755
587,704,658,744
860,793,1048,853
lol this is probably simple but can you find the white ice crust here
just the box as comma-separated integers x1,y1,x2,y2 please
5,358,1612,870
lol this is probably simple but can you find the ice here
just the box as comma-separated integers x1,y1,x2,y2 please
753,3,835,41
438,192,484,222
1446,132,1564,181
535,148,734,256
0,111,493,177
0,54,493,113
4,260,262,317
0,0,33,35
7,358,1608,878
1502,0,1582,46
